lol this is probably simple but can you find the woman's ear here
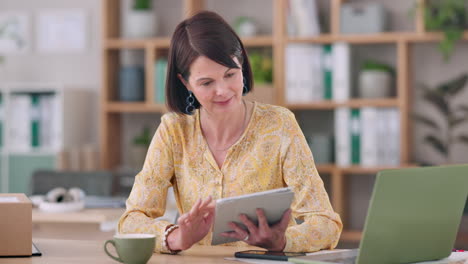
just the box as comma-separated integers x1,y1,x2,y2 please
177,73,189,88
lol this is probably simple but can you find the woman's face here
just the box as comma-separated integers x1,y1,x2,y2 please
180,55,244,115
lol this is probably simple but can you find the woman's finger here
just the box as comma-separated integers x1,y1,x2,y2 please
228,222,249,238
220,231,238,238
277,208,292,231
189,198,202,217
239,214,258,234
256,208,270,231
200,196,212,209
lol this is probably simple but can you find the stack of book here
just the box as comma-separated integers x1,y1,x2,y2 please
288,0,321,37
285,42,351,104
335,107,400,167
9,93,60,152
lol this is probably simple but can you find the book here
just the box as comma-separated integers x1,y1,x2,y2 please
332,42,351,102
335,107,351,167
154,58,168,103
322,44,333,100
289,0,321,37
211,187,294,245
350,108,361,165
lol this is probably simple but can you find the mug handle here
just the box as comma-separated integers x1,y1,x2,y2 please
104,240,123,263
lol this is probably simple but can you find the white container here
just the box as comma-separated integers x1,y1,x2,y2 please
358,70,392,98
123,10,157,39
238,20,257,37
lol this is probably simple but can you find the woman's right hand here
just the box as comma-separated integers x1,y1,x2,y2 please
166,196,215,251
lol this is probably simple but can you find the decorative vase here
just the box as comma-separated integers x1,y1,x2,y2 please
358,70,392,98
119,66,145,101
130,145,148,169
123,10,157,39
235,17,257,37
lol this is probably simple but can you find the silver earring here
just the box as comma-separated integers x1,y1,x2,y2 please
186,91,195,114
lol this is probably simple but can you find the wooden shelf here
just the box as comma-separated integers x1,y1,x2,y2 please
105,37,171,49
105,102,167,113
241,35,274,47
317,164,416,174
340,230,362,242
287,98,399,110
288,32,406,44
406,31,468,43
287,31,468,44
316,164,336,173
340,165,409,174
104,35,274,49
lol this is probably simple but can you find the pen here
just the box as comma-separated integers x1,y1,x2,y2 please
452,249,466,252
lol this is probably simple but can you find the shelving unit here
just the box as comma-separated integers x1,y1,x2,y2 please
0,83,92,193
101,0,467,246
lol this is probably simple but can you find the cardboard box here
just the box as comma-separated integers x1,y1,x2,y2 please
0,193,32,256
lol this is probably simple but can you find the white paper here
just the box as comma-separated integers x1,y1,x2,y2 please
36,9,87,53
0,197,20,203
0,12,30,53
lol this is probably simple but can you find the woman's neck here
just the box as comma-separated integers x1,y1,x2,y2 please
200,100,249,151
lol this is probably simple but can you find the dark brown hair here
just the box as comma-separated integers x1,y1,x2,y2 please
166,11,253,114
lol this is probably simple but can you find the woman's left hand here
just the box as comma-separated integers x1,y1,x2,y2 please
221,208,292,251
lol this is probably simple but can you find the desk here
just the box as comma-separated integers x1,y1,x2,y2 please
0,239,259,264
32,208,125,240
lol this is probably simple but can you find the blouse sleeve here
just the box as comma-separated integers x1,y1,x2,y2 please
280,110,343,252
117,114,176,253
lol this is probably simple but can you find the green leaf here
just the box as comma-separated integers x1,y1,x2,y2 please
424,135,447,155
449,116,468,128
133,0,151,10
455,105,468,113
420,86,449,116
455,135,468,144
436,74,468,96
413,114,441,131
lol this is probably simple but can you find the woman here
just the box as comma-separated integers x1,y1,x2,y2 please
118,11,342,254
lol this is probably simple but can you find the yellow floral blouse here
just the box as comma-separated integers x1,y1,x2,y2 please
118,102,342,253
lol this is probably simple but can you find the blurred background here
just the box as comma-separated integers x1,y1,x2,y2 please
0,0,467,248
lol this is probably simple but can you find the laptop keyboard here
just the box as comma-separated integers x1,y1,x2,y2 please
324,256,357,264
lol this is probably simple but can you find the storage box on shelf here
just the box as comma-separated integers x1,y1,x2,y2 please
0,83,91,193
101,0,468,246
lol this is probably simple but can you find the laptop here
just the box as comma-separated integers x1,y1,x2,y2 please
290,164,468,264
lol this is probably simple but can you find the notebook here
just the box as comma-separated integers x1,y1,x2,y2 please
211,187,294,245
290,164,468,264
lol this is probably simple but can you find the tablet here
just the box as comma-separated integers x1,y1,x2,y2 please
211,187,294,245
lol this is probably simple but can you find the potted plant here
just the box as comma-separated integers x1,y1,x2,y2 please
130,126,152,169
422,0,467,61
414,73,468,165
123,0,158,39
358,60,395,98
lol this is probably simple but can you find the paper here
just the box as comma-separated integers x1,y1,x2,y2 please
36,9,87,53
0,12,29,53
0,197,20,203
414,252,468,264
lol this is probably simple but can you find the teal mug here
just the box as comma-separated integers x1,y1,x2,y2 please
104,234,155,264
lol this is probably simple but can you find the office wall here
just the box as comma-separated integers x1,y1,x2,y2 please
1,0,467,230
